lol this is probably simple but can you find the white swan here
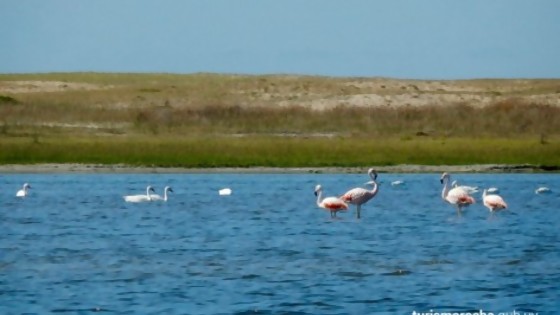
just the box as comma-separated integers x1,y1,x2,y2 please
16,183,31,197
151,186,173,201
451,180,479,194
535,187,551,194
391,180,405,186
219,188,232,196
124,186,155,203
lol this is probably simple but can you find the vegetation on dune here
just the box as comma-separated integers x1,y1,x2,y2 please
0,73,559,168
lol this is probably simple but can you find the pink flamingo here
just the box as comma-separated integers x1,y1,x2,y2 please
482,189,508,212
340,168,379,219
314,185,349,218
440,172,475,215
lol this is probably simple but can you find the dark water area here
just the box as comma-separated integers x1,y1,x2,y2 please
1,173,558,314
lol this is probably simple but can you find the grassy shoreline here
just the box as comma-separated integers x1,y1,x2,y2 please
1,135,558,170
1,73,559,170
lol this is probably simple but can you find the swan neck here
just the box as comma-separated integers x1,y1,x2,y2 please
147,187,152,200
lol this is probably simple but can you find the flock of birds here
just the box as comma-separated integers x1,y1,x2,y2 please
314,169,553,218
11,170,552,218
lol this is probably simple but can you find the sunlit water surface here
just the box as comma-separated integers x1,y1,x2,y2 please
1,173,558,314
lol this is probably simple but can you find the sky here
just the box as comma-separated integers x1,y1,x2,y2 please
1,0,559,79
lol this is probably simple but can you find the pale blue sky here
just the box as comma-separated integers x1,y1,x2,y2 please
1,0,559,79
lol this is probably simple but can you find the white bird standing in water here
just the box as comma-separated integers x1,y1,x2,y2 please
482,189,508,212
441,172,475,215
16,183,31,198
151,186,173,202
451,180,479,194
340,168,379,219
124,186,156,203
314,184,348,218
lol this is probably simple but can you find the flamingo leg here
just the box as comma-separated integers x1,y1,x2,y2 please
356,204,361,219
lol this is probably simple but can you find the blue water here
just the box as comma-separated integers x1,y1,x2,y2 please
1,173,559,315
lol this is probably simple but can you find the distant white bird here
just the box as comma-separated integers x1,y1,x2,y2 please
441,173,475,215
124,186,155,203
16,183,31,198
482,189,508,212
486,187,499,194
535,187,551,194
451,180,479,194
314,184,348,218
219,188,232,196
391,180,405,186
340,168,379,219
151,186,173,201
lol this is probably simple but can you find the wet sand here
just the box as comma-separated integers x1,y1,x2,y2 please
0,163,555,174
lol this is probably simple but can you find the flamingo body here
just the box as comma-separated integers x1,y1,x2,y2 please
441,173,475,214
340,168,379,219
315,185,348,218
16,183,31,198
124,186,155,203
483,189,507,211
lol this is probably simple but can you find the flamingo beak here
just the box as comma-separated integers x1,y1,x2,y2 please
314,191,318,196
169,188,174,193
440,179,444,184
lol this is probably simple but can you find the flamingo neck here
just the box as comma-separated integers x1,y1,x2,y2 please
146,188,153,201
316,190,323,206
442,177,450,199
164,189,168,201
370,181,379,196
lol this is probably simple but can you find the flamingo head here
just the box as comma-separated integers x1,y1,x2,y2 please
23,183,31,189
440,172,450,184
314,184,322,196
148,186,155,192
368,168,378,180
165,186,174,193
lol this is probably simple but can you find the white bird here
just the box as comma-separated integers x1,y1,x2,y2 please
391,180,405,186
314,184,348,218
124,186,156,203
451,180,479,194
441,173,475,215
151,186,173,202
340,168,379,219
482,189,508,212
535,187,551,194
486,187,499,194
219,188,232,196
16,183,31,198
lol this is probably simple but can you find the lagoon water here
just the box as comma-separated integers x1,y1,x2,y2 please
0,173,558,314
